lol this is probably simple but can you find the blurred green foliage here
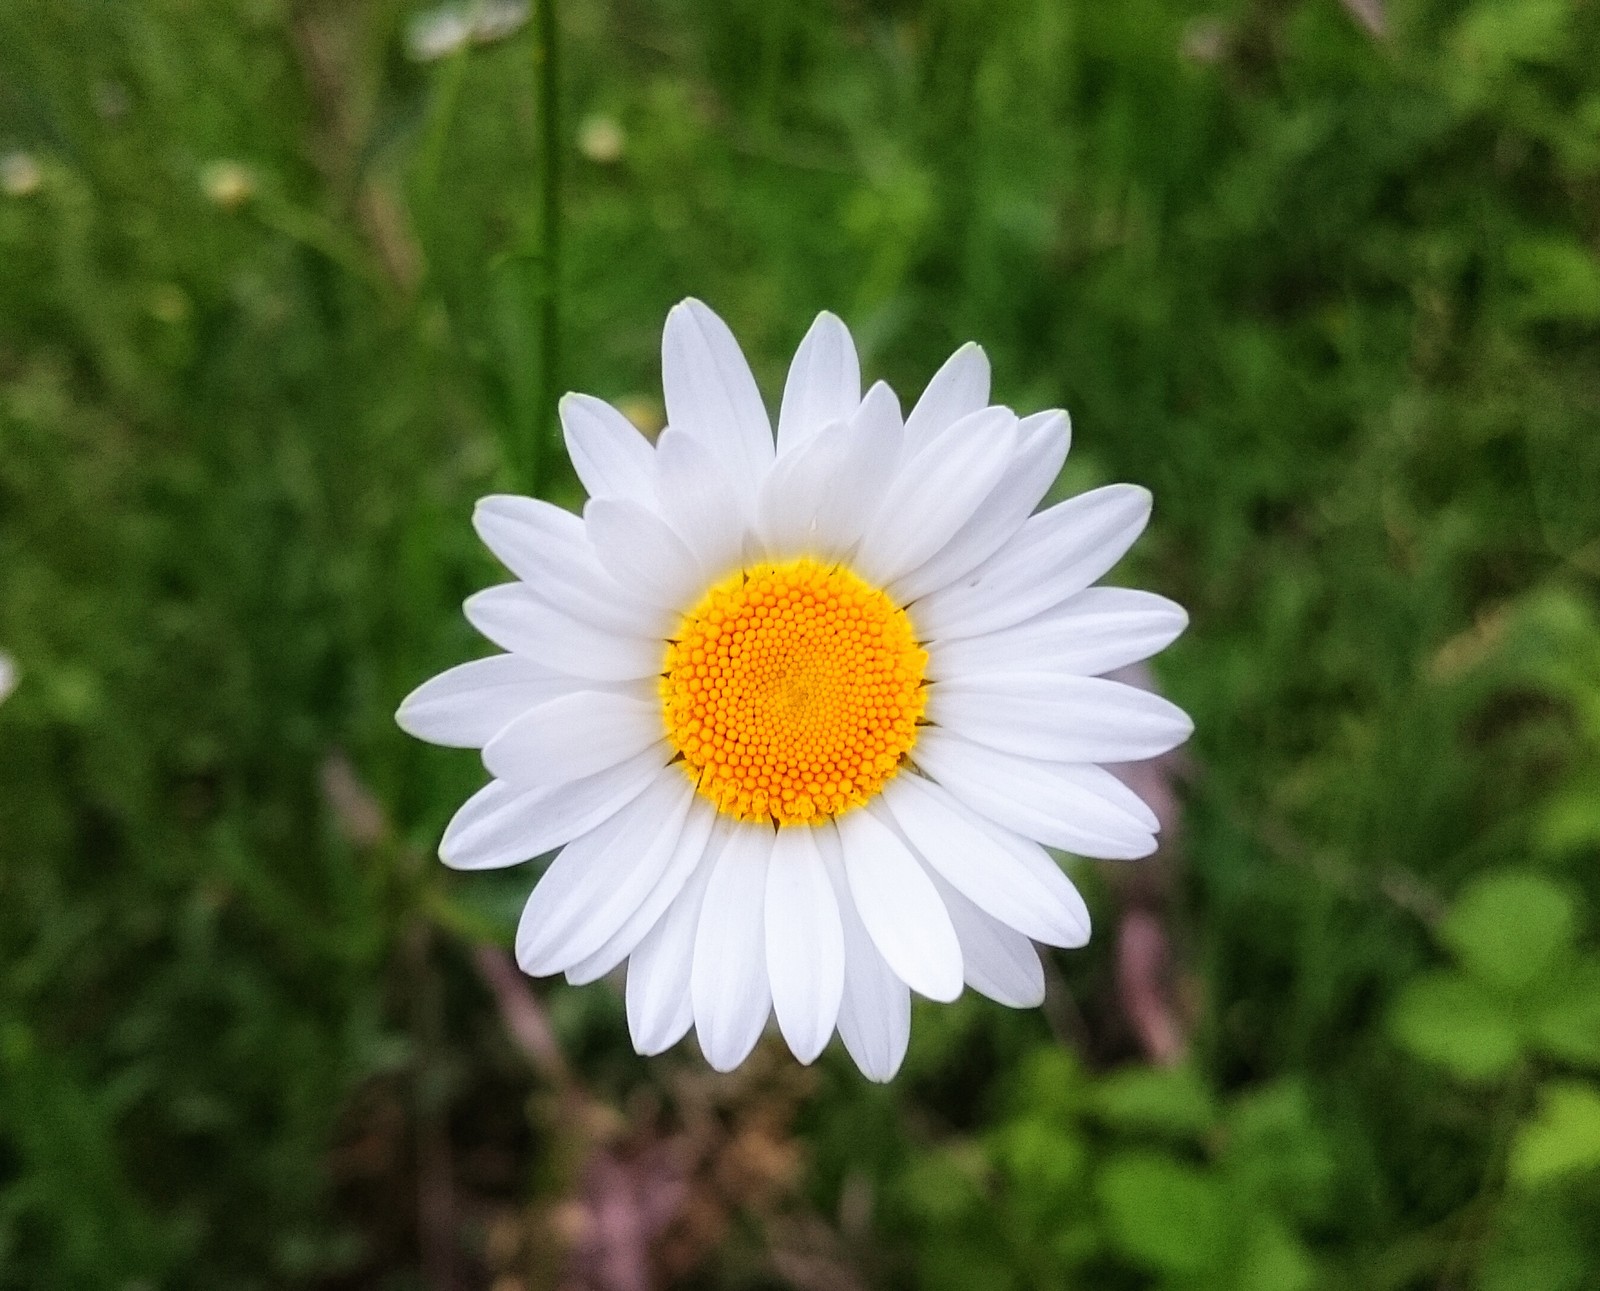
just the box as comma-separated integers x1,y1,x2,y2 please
2,0,1599,1287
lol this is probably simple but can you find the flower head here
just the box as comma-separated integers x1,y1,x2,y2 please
398,299,1192,1079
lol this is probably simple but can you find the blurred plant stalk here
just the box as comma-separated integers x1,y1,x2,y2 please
529,0,562,496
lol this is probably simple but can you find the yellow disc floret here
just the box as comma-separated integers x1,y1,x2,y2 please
661,558,928,827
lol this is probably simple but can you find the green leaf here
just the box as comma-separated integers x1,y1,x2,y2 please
1538,783,1600,855
1528,961,1600,1067
992,1117,1088,1205
1236,1220,1317,1291
1509,1081,1600,1188
1504,237,1600,324
1097,1152,1230,1276
1091,1065,1219,1138
1226,1082,1337,1222
900,1146,988,1224
1389,970,1522,1081
1454,0,1574,70
1440,871,1578,995
1479,1194,1591,1291
1011,1048,1088,1125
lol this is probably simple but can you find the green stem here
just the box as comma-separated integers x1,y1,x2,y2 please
415,43,470,238
529,0,562,495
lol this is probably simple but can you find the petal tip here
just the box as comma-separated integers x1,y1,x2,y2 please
1015,980,1048,1009
699,1043,747,1074
632,1032,673,1058
393,700,421,738
667,297,719,333
921,970,965,1004
859,1049,905,1082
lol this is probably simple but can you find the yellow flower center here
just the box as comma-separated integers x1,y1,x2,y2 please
660,558,928,826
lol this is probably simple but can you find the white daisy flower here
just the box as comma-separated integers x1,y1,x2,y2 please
399,299,1192,1080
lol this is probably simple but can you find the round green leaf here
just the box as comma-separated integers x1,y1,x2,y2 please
1091,1065,1219,1138
1237,1220,1317,1291
1529,961,1600,1067
1389,970,1522,1081
1440,872,1577,995
1509,1082,1600,1189
1097,1151,1230,1275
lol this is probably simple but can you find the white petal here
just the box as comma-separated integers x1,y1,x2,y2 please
463,585,662,681
764,827,845,1064
691,823,775,1072
929,871,1045,1008
439,745,671,870
565,794,717,984
626,830,722,1055
755,418,853,558
512,767,688,972
396,654,570,749
561,393,656,502
834,381,906,537
1067,762,1160,832
910,728,1157,859
474,493,586,576
926,587,1187,681
881,772,1091,947
473,495,669,638
818,825,911,1082
661,299,774,502
515,770,695,975
835,806,963,1001
439,779,540,870
777,311,860,455
903,342,990,456
912,484,1153,641
483,689,663,786
758,380,904,560
585,497,708,611
853,408,1019,586
653,427,749,579
889,410,1070,604
927,673,1192,763
1020,407,1071,453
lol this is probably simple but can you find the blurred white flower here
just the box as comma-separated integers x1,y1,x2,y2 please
398,299,1191,1079
201,161,255,212
0,652,15,704
407,0,530,62
1181,18,1230,64
577,115,626,165
1,152,42,198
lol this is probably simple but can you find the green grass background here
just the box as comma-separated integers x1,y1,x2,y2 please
3,0,1600,1287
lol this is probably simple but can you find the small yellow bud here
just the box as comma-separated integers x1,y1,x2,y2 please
201,161,255,212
